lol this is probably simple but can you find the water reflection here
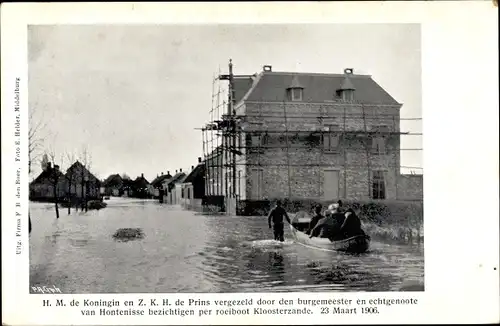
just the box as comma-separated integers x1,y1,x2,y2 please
30,198,424,293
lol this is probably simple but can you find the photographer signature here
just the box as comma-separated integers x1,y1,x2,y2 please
31,285,62,294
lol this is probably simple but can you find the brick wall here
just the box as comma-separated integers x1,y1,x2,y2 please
242,101,402,202
397,174,423,200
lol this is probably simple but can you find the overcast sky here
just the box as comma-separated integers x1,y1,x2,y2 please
28,24,422,181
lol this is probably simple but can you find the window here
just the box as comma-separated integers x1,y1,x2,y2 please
292,88,303,101
187,188,191,199
342,90,354,102
251,168,264,199
372,171,386,199
323,125,340,152
371,136,386,154
250,133,267,149
181,188,184,198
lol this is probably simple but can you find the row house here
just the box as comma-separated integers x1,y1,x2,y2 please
162,169,186,205
150,172,172,199
29,161,101,202
179,157,206,210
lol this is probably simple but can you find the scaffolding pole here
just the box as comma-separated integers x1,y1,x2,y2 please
361,103,373,198
282,101,292,199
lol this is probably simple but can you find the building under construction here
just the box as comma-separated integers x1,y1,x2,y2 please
201,60,423,215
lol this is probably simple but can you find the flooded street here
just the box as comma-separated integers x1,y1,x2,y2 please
30,198,424,293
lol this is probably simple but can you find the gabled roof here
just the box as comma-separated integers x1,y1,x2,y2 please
150,174,172,187
31,168,65,185
182,164,205,184
66,161,100,183
163,172,186,186
103,174,123,187
176,174,188,185
133,176,150,189
239,71,400,105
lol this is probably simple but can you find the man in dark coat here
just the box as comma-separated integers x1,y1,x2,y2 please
268,200,291,242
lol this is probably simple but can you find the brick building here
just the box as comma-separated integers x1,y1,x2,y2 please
204,65,423,210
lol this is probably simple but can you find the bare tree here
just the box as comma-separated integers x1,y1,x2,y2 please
28,107,48,232
79,146,93,212
47,147,61,219
28,107,48,181
65,151,77,214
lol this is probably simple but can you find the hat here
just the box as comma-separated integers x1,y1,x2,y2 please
328,203,339,211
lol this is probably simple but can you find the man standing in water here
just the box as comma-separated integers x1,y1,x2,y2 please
268,200,292,242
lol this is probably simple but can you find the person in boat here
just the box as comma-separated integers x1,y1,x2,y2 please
268,200,292,242
338,208,366,239
306,205,324,235
309,203,345,240
336,200,344,213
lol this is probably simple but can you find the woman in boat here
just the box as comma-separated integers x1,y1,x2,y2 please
338,208,366,239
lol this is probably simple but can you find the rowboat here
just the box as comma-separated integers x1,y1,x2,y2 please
289,216,370,254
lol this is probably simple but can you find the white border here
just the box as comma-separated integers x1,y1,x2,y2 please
2,2,499,325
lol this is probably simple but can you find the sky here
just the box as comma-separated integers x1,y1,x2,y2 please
28,24,422,181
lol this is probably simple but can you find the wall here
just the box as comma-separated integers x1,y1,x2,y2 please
66,181,100,199
397,174,423,201
242,101,401,201
175,184,183,204
30,179,66,200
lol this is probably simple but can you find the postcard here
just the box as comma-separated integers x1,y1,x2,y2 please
1,1,499,325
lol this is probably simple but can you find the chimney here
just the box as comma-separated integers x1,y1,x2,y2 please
344,68,354,75
141,173,144,178
167,171,170,176
191,165,194,170
180,168,183,173
175,170,178,173
198,157,202,163
263,65,272,72
161,172,164,176
47,162,52,170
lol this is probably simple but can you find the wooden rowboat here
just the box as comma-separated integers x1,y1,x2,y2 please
289,217,370,254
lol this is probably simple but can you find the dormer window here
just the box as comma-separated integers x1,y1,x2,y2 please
342,89,354,102
291,88,303,101
287,75,304,102
337,68,356,102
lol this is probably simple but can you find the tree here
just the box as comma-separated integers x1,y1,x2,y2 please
28,107,48,180
47,147,61,219
79,146,93,212
65,151,77,214
29,107,49,232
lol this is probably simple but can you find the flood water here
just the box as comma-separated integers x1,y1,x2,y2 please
29,198,424,293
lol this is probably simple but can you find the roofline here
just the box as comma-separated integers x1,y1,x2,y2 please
262,71,373,78
236,72,264,108
242,100,403,108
